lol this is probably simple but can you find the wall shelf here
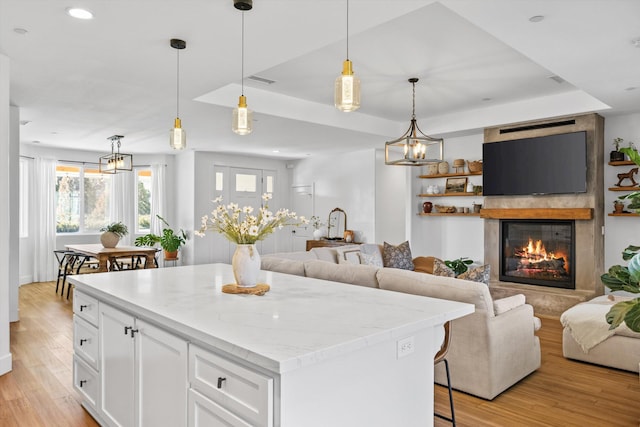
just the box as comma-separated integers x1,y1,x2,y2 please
418,212,481,217
608,160,635,166
417,192,482,197
608,187,639,192
418,171,482,179
608,212,640,217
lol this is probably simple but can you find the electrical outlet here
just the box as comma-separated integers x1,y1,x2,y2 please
397,336,415,359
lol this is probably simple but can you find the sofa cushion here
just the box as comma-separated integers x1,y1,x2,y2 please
260,257,306,276
382,241,414,270
303,259,380,288
376,268,495,316
493,294,526,315
459,264,491,285
335,246,362,264
310,247,339,263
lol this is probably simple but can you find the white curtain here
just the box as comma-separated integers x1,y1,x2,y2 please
109,171,134,245
31,157,56,282
150,164,166,235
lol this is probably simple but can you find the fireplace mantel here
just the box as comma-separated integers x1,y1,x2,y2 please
480,208,593,220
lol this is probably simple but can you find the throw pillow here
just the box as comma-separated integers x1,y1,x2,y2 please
360,252,383,267
336,247,362,265
413,256,441,274
382,241,414,270
432,258,455,277
458,264,491,285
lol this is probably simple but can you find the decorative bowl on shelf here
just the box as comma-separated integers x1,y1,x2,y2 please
468,160,483,173
435,205,456,213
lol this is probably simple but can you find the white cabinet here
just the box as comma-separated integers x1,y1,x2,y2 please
73,291,101,419
99,303,188,427
188,345,273,427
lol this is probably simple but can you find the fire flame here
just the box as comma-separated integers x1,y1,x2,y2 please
523,238,556,261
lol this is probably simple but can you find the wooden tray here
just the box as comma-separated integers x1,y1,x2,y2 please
222,283,270,296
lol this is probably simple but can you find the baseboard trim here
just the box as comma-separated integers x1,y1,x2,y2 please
0,352,12,376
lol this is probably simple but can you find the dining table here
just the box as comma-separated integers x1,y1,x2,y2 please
65,244,158,273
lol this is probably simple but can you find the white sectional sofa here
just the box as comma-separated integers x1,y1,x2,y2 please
261,245,541,400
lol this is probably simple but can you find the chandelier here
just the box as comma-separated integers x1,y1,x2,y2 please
99,135,133,174
385,78,443,166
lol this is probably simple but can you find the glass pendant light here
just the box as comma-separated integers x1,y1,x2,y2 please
335,0,360,112
170,39,187,149
233,11,253,135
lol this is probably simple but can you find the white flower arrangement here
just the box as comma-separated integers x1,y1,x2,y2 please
195,193,307,244
309,215,325,230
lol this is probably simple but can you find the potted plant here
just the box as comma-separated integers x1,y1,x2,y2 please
100,222,128,248
309,215,325,240
600,245,640,332
611,137,625,162
614,200,625,214
135,215,186,260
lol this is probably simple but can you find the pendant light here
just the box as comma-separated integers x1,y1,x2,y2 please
232,10,253,135
99,135,133,173
385,78,444,166
335,0,360,112
170,38,187,150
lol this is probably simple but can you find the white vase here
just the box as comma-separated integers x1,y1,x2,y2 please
232,244,261,288
313,229,323,240
100,232,120,248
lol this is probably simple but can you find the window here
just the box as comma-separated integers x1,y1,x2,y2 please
136,169,152,233
56,165,111,233
235,173,257,193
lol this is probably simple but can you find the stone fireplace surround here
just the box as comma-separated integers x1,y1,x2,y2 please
482,113,605,316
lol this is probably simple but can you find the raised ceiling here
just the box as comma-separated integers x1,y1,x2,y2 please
1,0,638,158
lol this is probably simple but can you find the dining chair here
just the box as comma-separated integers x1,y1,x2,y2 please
54,250,76,295
434,321,456,426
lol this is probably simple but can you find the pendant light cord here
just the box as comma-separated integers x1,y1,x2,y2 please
412,80,416,119
241,11,245,96
346,0,349,60
176,48,180,118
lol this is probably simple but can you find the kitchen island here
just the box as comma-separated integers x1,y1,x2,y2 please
69,263,473,427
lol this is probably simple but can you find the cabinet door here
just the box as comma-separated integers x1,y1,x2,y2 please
100,303,135,427
136,319,188,427
188,389,252,427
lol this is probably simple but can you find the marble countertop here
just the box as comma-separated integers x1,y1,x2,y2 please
69,263,473,374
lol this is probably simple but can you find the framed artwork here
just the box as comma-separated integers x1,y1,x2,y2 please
445,177,468,194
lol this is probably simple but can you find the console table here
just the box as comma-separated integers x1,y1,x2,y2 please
69,263,473,427
305,239,361,251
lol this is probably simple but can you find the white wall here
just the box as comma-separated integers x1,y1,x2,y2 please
375,149,406,245
409,133,485,263
292,149,376,243
0,53,13,375
603,112,640,287
190,151,292,265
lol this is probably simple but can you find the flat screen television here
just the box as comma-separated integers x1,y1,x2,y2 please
482,131,587,196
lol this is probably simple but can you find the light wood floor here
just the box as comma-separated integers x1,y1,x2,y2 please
1,282,639,426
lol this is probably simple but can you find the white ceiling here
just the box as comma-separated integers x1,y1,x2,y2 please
1,0,638,159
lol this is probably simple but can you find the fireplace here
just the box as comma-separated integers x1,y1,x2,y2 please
500,220,575,289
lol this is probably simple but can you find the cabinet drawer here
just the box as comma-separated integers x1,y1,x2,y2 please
73,355,99,409
73,291,99,326
73,315,99,370
189,345,273,427
188,389,251,427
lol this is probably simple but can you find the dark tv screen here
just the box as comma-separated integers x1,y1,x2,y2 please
482,131,587,196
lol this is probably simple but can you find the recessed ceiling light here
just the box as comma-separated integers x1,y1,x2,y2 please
13,28,28,35
66,7,94,20
482,97,492,102
272,150,280,153
529,15,545,23
32,140,41,144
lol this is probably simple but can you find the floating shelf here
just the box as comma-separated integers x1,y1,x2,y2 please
608,212,640,217
417,192,482,197
418,212,481,217
608,187,640,192
418,171,482,179
608,160,635,166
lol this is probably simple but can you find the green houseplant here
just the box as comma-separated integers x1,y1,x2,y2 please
444,257,473,276
600,245,640,332
100,222,128,248
134,215,186,259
